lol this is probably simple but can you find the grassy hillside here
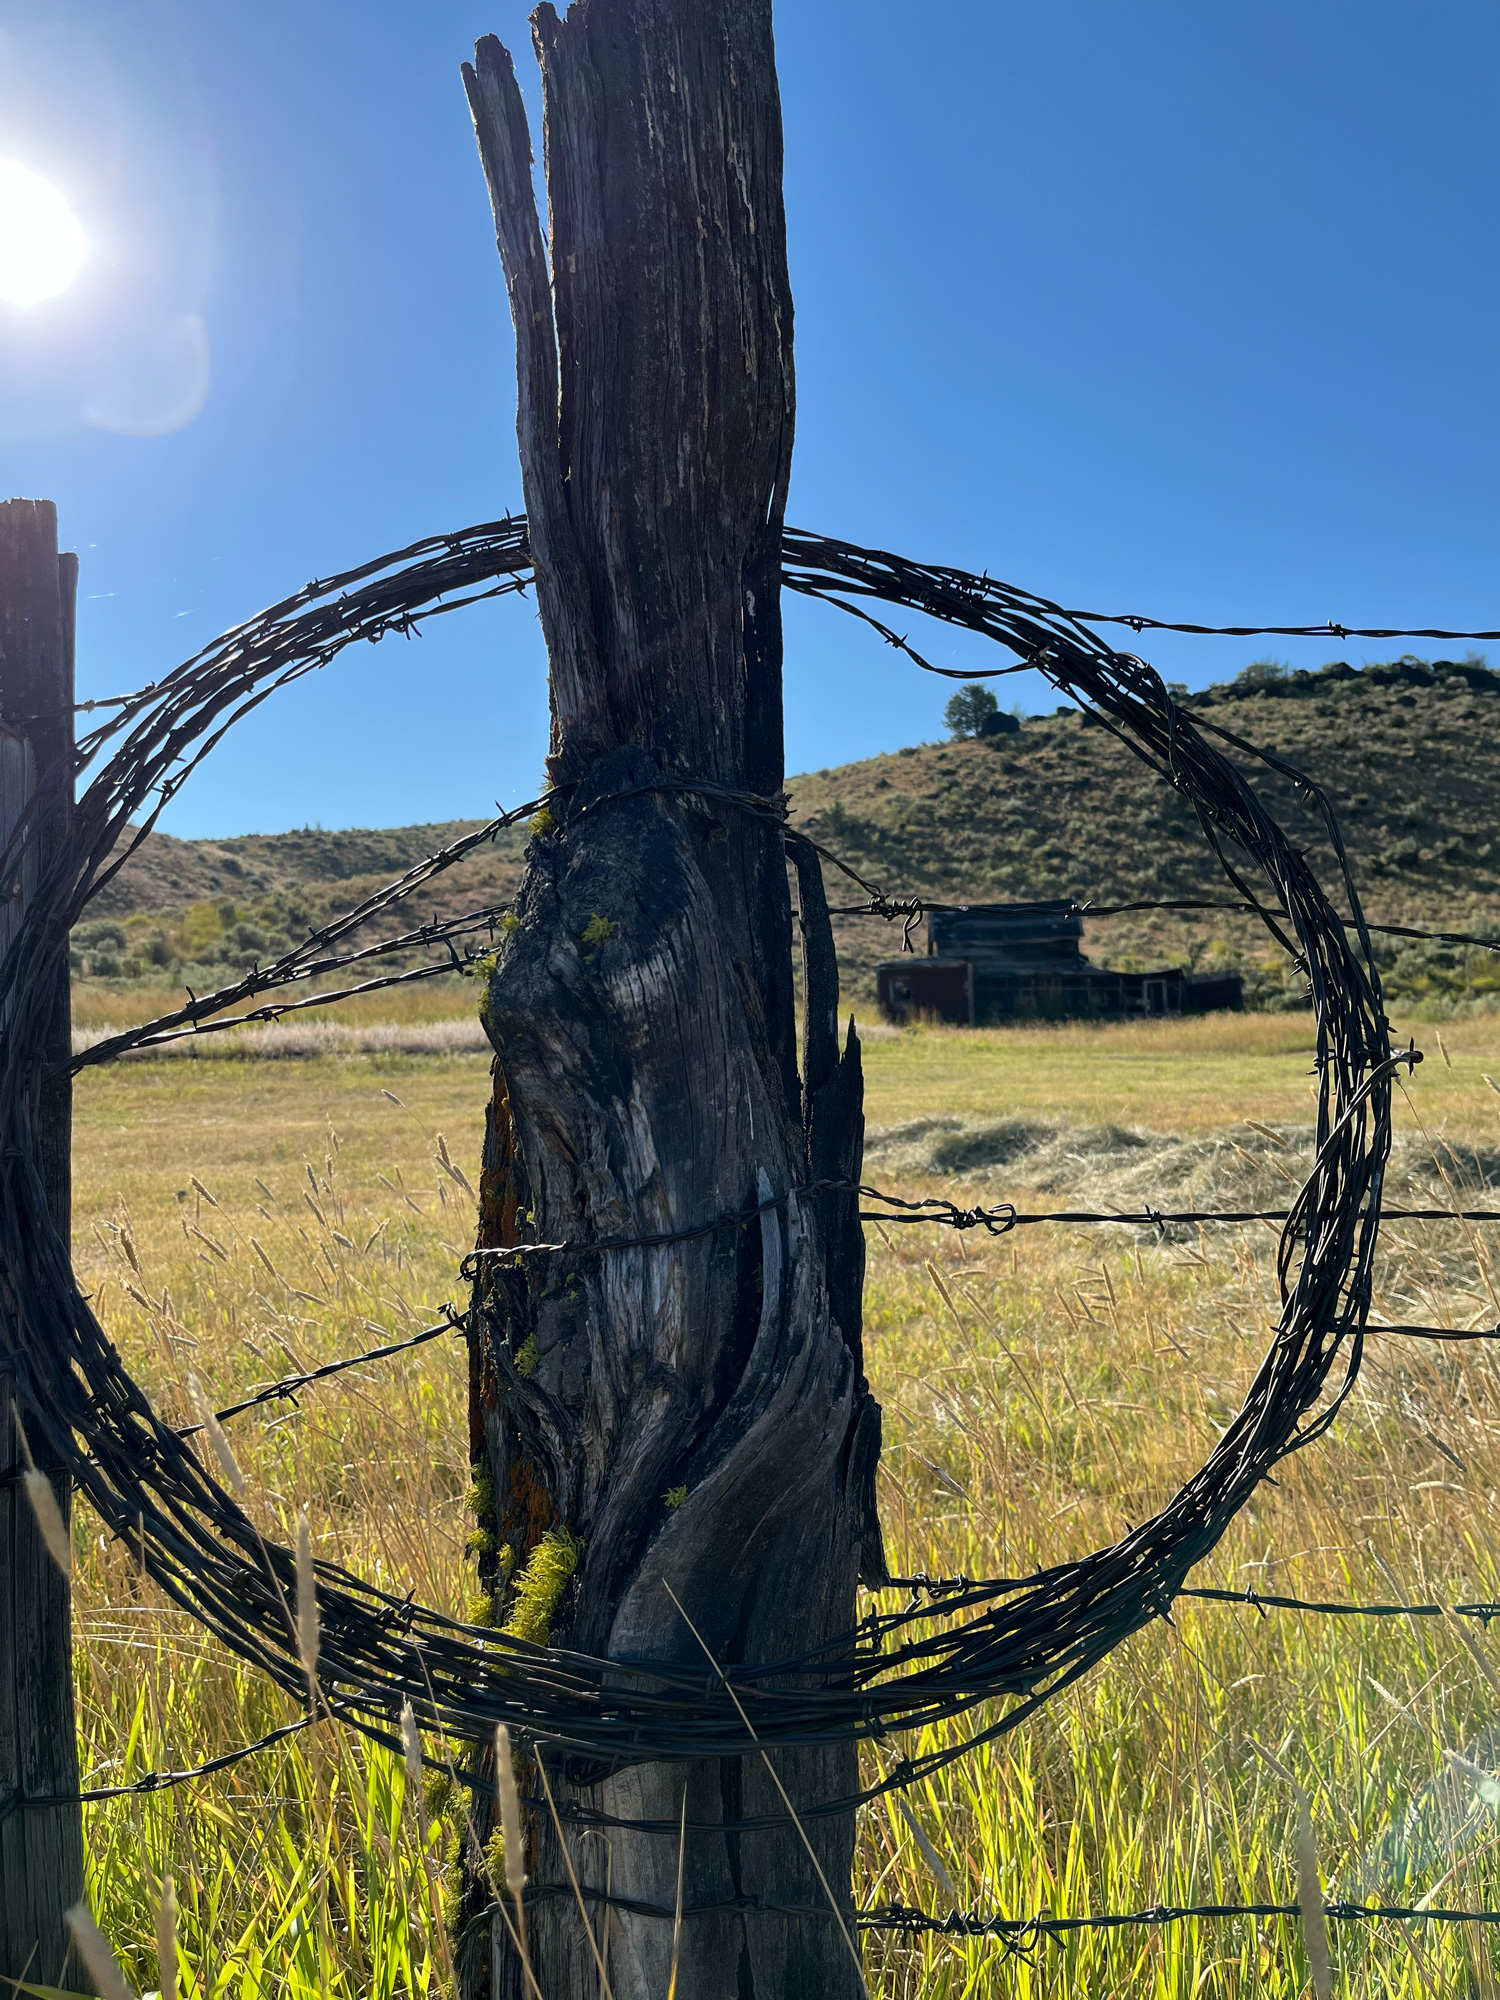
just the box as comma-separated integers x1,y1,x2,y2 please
800,652,1500,1011
76,818,528,993
76,653,1500,1012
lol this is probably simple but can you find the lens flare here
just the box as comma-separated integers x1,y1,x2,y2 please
0,160,87,307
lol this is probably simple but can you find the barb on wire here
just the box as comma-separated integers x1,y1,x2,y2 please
904,1199,1500,1233
460,1180,1026,1273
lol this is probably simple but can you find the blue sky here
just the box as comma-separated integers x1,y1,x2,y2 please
2,1,1497,837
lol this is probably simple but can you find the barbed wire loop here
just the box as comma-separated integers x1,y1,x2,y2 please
0,513,1414,1836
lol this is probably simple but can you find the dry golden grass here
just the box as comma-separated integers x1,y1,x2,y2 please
860,1007,1500,1135
60,1014,1500,1995
70,974,482,1035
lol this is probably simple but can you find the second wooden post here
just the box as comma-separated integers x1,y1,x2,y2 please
0,497,83,1986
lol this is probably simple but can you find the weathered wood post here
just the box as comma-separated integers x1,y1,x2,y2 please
461,7,882,1996
0,499,84,1984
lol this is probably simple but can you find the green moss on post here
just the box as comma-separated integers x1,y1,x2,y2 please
501,1526,582,1648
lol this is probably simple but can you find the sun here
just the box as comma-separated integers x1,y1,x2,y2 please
0,160,87,307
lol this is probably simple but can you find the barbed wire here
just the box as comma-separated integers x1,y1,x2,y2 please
8,1567,1499,1822
45,659,1497,1072
876,1571,1500,1623
208,1312,465,1424
9,1698,1500,1964
0,513,1428,1839
1179,1585,1500,1621
516,1882,1500,1941
0,1314,473,1494
0,1713,317,1821
10,1572,1498,1822
455,1171,1500,1272
10,1688,1500,1970
776,530,1500,647
68,876,1499,1068
827,891,1500,962
861,1898,1500,1948
1057,614,1500,644
177,1223,1500,1452
63,807,549,1072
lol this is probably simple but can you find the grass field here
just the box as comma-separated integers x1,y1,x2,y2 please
60,1011,1500,1996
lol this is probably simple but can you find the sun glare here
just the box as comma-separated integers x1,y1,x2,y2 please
0,160,87,307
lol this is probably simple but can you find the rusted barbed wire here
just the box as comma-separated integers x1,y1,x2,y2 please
0,512,1429,1836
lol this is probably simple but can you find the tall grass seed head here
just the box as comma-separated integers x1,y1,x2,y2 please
401,1698,423,1806
154,1874,178,2000
23,1466,71,1578
897,1797,956,1902
187,1373,247,1501
14,1402,70,1584
65,1904,132,2000
295,1509,319,1682
1295,1790,1333,2000
495,1722,527,1894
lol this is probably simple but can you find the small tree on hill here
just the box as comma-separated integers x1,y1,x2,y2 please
944,681,1001,737
1233,658,1289,689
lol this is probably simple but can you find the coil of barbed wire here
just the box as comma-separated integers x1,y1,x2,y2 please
0,515,1399,1831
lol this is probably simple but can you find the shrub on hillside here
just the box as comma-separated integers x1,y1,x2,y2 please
943,684,1017,738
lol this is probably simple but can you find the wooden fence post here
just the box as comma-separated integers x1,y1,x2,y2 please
461,13,874,1992
0,498,83,1985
